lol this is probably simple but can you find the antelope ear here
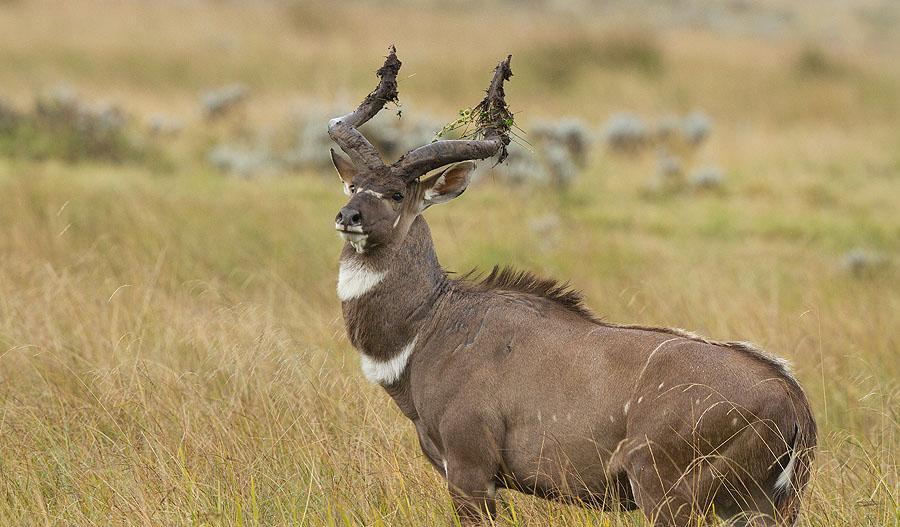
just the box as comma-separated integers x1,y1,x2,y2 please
420,161,475,209
331,149,358,195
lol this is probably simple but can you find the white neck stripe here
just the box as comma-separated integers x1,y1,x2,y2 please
337,260,387,301
360,336,418,385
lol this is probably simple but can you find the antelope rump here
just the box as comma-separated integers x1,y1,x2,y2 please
329,47,816,526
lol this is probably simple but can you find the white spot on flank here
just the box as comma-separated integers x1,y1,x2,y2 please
552,414,558,422
360,335,418,385
658,382,665,390
637,396,643,404
624,401,631,415
609,415,615,422
731,418,739,426
634,337,682,388
337,260,387,301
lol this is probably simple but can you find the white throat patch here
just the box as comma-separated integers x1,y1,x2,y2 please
360,336,418,385
337,260,387,302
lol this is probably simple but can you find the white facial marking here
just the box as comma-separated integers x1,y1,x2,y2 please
349,238,366,253
362,189,384,199
442,459,448,478
337,260,387,301
336,224,364,234
337,229,369,254
392,213,402,229
359,335,417,385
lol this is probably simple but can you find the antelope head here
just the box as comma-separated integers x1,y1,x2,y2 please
331,46,513,254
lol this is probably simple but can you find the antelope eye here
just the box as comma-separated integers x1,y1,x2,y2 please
348,185,356,193
392,192,404,202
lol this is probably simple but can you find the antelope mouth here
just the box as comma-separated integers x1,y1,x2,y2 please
335,224,369,253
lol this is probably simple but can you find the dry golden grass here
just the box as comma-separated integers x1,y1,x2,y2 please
0,1,897,526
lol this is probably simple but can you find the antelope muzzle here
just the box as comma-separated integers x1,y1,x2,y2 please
335,205,368,252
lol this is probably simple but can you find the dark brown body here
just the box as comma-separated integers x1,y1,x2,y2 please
329,47,815,526
339,217,816,526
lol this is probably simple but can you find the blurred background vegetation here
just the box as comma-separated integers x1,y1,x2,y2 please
0,1,896,525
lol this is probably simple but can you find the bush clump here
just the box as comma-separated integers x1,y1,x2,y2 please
795,46,846,77
208,142,277,179
603,110,725,193
200,84,249,121
475,118,591,190
840,248,887,277
0,97,21,133
603,113,649,152
0,86,165,164
689,165,726,190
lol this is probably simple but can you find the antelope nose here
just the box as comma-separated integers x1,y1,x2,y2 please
335,207,362,228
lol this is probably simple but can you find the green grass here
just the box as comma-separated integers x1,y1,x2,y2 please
0,1,898,525
0,151,896,525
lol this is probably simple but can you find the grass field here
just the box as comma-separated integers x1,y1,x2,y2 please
0,1,897,525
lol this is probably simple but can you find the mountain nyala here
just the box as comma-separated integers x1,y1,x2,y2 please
329,47,816,526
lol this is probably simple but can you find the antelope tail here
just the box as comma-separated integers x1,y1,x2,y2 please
772,415,817,526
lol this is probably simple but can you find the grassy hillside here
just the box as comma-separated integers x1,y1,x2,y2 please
0,1,897,525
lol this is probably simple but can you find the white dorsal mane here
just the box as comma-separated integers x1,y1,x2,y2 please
337,260,387,301
360,336,418,385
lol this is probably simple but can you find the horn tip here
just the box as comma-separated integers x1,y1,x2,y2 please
380,45,402,77
500,54,513,76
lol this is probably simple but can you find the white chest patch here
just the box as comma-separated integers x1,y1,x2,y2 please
337,260,387,302
360,336,418,385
